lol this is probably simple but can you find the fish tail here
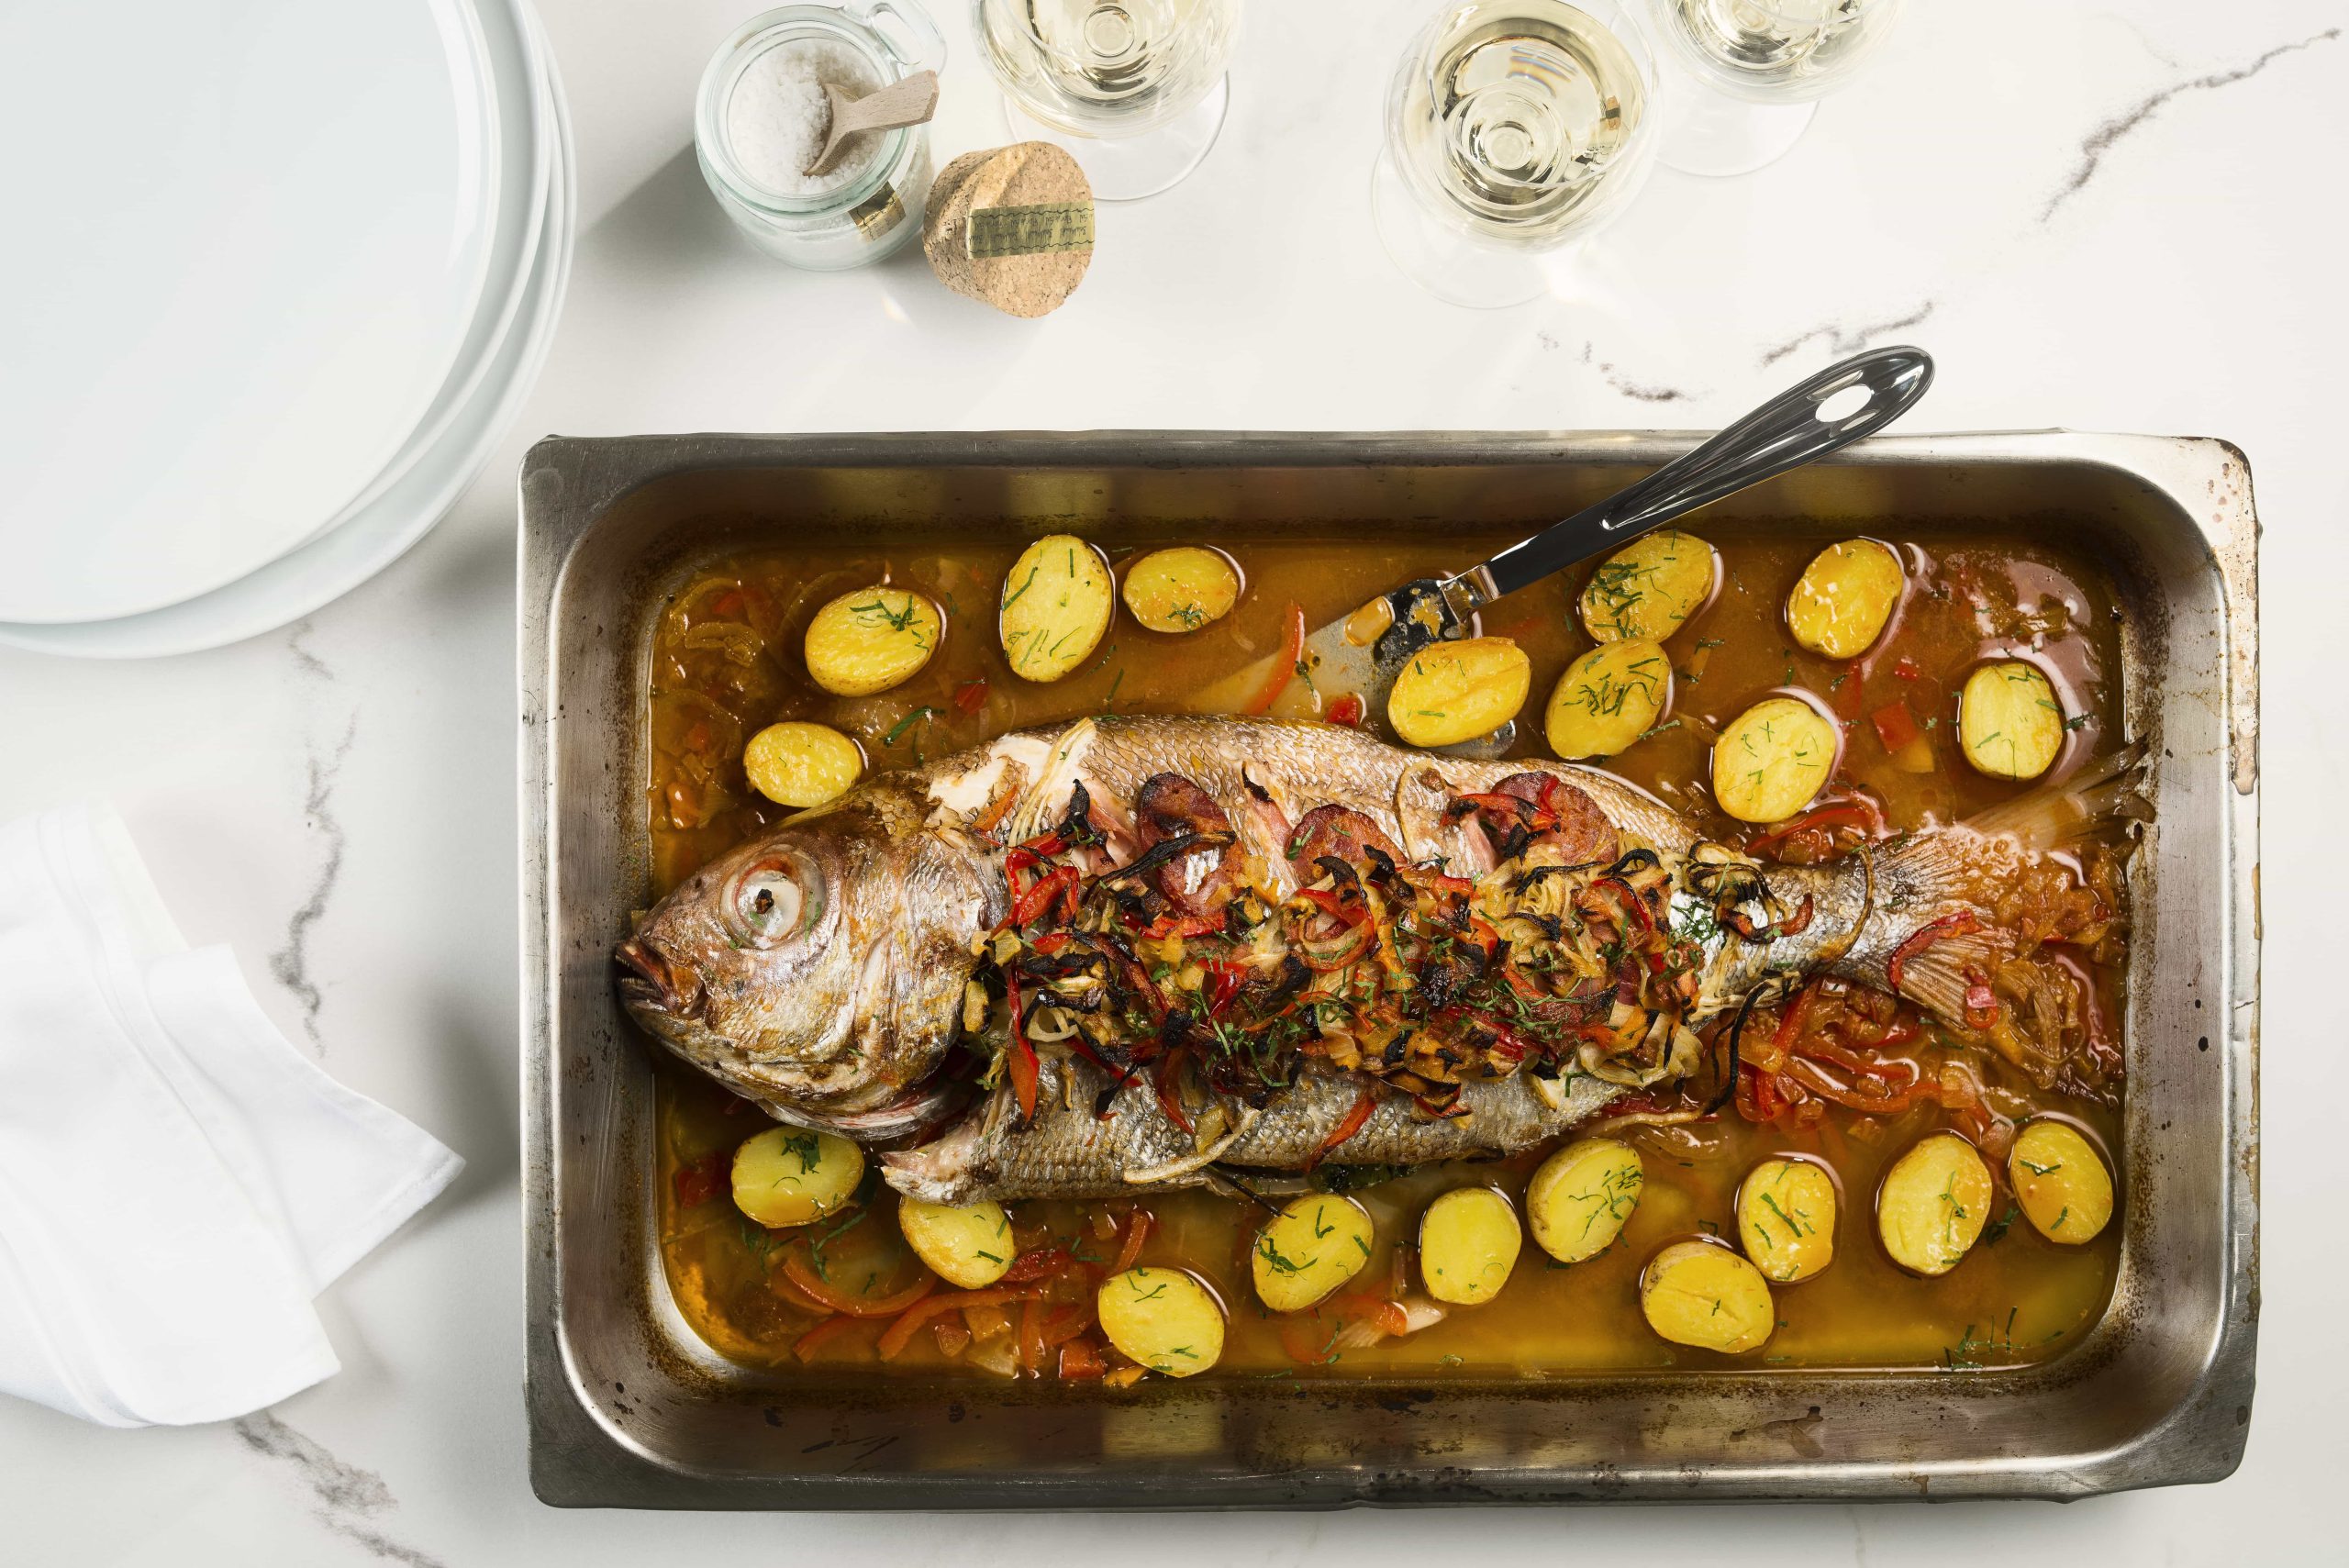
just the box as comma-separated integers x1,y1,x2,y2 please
1835,744,2146,1027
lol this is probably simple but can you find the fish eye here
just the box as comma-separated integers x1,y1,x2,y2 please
730,857,819,947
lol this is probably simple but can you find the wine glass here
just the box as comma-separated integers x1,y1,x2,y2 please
1646,0,1903,177
1372,0,1664,309
974,0,1242,202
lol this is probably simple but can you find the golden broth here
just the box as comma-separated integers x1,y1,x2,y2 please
642,525,2126,1380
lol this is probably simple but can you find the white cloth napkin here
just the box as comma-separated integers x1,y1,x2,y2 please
0,803,462,1427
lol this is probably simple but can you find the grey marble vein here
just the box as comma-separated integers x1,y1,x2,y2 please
1760,301,1936,368
231,1412,448,1568
2043,28,2340,220
270,629,357,1050
1580,341,1694,402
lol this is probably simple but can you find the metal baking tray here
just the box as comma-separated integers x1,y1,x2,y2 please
518,430,2259,1507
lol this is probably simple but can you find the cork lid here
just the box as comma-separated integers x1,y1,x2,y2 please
923,142,1095,318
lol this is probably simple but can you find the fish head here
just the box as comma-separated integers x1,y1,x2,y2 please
616,781,996,1135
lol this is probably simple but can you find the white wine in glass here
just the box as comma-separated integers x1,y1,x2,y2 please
975,0,1242,201
1651,0,1902,176
1374,0,1661,307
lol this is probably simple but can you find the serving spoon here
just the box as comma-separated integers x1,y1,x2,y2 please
802,70,940,177
1194,345,1935,756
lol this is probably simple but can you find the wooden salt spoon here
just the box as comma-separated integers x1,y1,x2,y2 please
802,70,940,177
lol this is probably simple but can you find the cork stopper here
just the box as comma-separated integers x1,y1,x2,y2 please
922,142,1095,318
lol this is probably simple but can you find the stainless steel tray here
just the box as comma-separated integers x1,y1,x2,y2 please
518,431,2260,1507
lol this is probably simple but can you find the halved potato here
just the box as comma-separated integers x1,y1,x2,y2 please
742,721,863,809
1711,696,1840,823
1122,547,1241,634
1251,1195,1375,1313
802,586,941,696
1876,1132,1994,1276
2008,1120,2115,1245
1736,1157,1838,1283
1785,539,1903,660
1578,529,1719,644
1960,661,2065,782
1526,1138,1643,1263
730,1126,863,1228
1418,1186,1522,1306
897,1196,1015,1288
1544,640,1671,760
1640,1240,1775,1353
1096,1267,1225,1377
1000,534,1113,682
1386,637,1531,750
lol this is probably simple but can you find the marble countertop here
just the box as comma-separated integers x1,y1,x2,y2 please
2,0,2340,1560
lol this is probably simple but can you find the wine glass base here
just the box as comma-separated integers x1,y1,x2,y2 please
999,75,1229,203
1657,83,1818,178
1370,153,1563,309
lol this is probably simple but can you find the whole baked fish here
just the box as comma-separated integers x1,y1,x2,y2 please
618,716,2133,1204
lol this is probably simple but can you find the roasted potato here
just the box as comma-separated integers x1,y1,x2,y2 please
1251,1195,1375,1313
802,586,941,696
1543,640,1671,760
1000,534,1113,682
730,1126,863,1228
741,721,863,809
1578,529,1718,643
1736,1157,1838,1283
1418,1186,1522,1306
1640,1240,1776,1353
1096,1267,1225,1377
1710,696,1840,823
1785,539,1903,660
1526,1138,1643,1263
1121,547,1241,634
1876,1132,1994,1275
1386,637,1531,750
1960,661,2065,781
896,1196,1015,1288
2008,1120,2115,1245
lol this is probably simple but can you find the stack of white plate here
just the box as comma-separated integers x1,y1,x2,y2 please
0,0,573,659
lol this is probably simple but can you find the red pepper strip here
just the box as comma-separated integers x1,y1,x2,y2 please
1246,602,1308,715
1329,1293,1411,1339
1001,1246,1080,1284
1003,836,1064,877
1137,912,1220,940
1886,910,1982,992
1783,1056,1933,1117
1152,1048,1195,1135
1018,1297,1045,1374
878,1285,1043,1361
1293,886,1365,921
1009,864,1081,928
1030,931,1072,957
952,679,989,716
792,1314,874,1363
1111,1208,1152,1274
672,1153,726,1209
770,1269,840,1318
1308,1085,1379,1170
1040,1304,1092,1349
1962,971,2002,1029
1793,1034,1912,1082
1204,961,1249,1018
1326,694,1364,727
1465,916,1504,956
1892,656,1922,682
1870,696,1922,753
1058,1340,1108,1380
1833,661,1867,720
1744,798,1884,855
710,588,746,617
1299,921,1375,973
782,1252,938,1318
1006,975,1040,1121
1765,982,1817,1061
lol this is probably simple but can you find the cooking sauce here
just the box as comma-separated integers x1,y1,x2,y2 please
643,525,2126,1379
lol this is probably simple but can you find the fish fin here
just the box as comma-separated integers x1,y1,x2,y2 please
1960,740,2150,851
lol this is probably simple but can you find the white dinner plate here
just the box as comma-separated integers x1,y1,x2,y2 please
0,12,572,662
0,0,500,624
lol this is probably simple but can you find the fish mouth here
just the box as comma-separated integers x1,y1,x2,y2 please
616,938,704,1020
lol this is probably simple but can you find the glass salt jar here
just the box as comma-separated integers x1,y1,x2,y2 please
696,2,945,269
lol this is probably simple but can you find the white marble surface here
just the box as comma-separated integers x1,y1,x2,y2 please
1,0,2341,1559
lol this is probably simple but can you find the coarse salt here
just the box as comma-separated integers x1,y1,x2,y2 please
725,36,885,196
